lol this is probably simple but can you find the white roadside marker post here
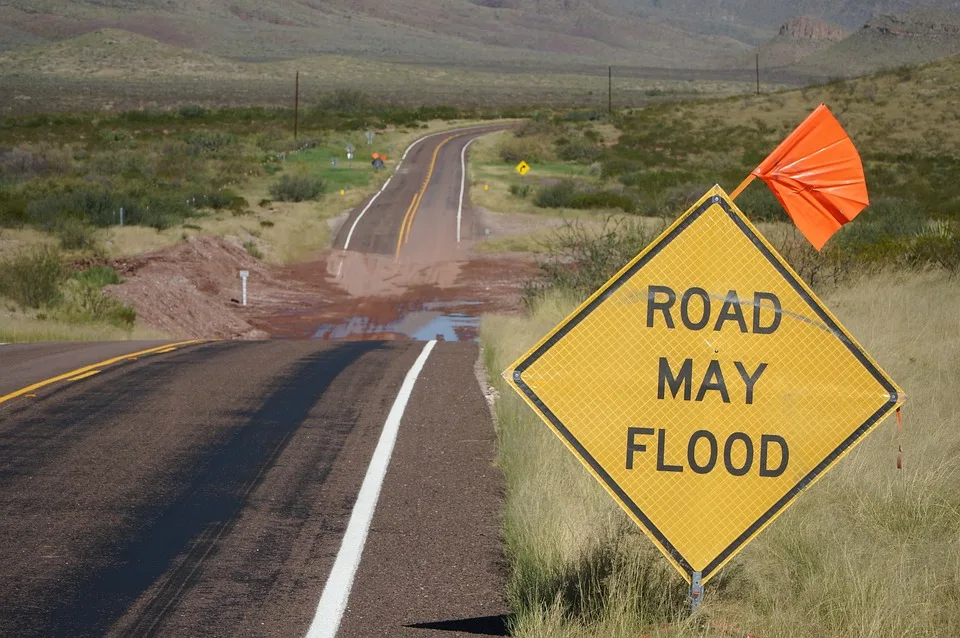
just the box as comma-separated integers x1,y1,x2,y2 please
239,270,249,306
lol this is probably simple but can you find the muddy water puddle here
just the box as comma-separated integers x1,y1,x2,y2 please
250,250,536,342
312,301,483,342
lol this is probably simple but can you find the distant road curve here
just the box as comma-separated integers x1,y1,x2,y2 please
333,123,512,258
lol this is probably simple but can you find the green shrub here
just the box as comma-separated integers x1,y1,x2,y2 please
243,240,263,259
0,187,27,227
534,180,635,213
183,130,236,153
178,104,207,119
54,218,98,251
571,191,636,213
192,189,248,211
71,265,121,288
0,245,65,309
509,184,531,199
56,279,136,328
555,137,603,163
499,135,552,164
269,174,326,202
535,180,578,208
26,188,130,229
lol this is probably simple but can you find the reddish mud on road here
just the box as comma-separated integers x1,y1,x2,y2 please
106,123,536,342
248,123,536,341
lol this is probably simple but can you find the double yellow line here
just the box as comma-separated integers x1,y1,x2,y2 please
395,135,456,258
0,340,204,407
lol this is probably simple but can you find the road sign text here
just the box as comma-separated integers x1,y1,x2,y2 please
626,427,789,477
647,285,782,334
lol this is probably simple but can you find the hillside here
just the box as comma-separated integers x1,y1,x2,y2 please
609,0,960,31
0,0,750,70
792,8,960,76
752,16,846,68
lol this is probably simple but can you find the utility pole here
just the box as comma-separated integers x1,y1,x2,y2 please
608,66,613,115
756,53,760,95
294,71,300,142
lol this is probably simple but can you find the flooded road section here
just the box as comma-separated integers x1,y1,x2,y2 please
249,250,536,342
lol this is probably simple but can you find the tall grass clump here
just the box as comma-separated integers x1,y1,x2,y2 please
269,174,326,202
0,245,65,309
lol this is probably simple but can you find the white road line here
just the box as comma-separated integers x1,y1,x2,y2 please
342,177,391,251
342,127,449,251
305,340,438,638
344,124,502,251
457,137,477,244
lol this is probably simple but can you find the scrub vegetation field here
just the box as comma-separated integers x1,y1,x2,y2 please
481,54,960,636
0,95,515,340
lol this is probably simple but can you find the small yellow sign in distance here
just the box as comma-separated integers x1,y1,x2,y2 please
515,160,530,176
503,185,902,585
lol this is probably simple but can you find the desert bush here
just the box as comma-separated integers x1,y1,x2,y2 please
71,265,121,288
57,278,136,328
54,218,98,251
182,130,236,153
499,135,554,164
521,218,659,305
555,136,603,163
534,180,578,208
535,180,636,213
570,190,636,213
269,174,326,202
192,189,249,211
509,184,531,199
0,245,65,309
0,187,28,227
26,187,129,229
243,240,263,259
178,104,207,119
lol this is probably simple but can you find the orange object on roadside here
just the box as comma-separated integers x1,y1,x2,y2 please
372,152,380,159
381,154,388,161
735,104,869,251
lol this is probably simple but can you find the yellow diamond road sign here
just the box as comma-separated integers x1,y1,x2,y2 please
504,185,903,585
515,160,530,176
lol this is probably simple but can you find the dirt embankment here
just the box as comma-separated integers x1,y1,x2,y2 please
106,236,325,340
106,233,538,340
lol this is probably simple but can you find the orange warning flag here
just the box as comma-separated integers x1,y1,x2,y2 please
734,104,869,250
372,152,380,159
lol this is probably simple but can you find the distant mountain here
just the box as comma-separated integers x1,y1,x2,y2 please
791,8,960,76
605,0,960,31
1,0,960,77
750,16,846,68
0,0,750,69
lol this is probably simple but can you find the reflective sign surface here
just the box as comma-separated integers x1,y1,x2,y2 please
504,186,903,583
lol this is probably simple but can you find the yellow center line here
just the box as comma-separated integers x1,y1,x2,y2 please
153,346,179,354
0,339,204,406
395,193,421,258
394,134,456,258
67,370,102,382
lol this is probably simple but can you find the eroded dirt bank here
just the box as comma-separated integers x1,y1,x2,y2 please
106,234,537,341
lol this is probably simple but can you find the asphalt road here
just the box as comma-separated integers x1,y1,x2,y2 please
333,124,509,259
0,340,506,637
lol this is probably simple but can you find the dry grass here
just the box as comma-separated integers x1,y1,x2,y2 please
0,307,168,342
482,269,960,636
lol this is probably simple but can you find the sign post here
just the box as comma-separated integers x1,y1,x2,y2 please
503,185,903,607
239,270,249,307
